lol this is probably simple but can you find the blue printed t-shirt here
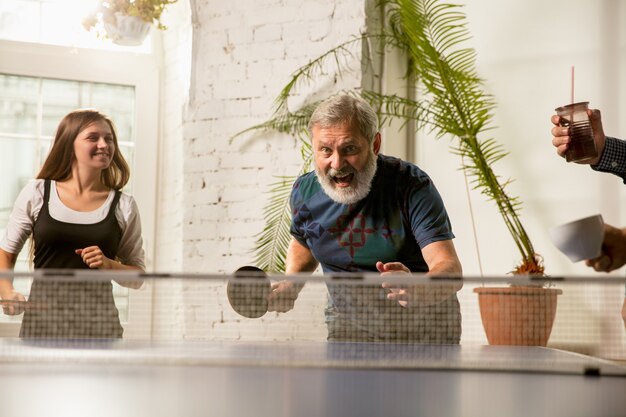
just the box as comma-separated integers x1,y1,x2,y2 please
289,154,461,343
290,154,455,273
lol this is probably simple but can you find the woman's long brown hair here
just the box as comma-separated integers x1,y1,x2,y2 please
37,109,131,190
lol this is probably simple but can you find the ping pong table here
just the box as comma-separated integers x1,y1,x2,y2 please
0,338,624,417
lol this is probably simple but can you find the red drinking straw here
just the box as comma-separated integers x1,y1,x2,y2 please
570,65,575,104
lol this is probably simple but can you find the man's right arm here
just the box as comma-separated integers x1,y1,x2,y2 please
285,238,319,274
267,239,318,313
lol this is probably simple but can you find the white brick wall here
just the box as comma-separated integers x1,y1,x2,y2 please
184,0,366,274
152,0,193,338
152,0,366,340
156,0,193,272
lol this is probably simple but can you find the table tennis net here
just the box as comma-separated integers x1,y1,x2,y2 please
0,271,624,370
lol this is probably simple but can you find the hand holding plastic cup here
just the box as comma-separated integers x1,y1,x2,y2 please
555,101,598,163
549,214,604,262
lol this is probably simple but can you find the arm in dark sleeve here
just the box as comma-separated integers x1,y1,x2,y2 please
591,136,626,183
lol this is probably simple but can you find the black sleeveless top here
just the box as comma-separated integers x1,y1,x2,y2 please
20,180,124,338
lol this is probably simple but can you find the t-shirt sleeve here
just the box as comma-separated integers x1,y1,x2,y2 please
406,176,455,249
0,180,43,255
115,194,146,270
289,177,309,248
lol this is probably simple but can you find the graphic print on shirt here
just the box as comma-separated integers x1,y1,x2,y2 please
328,213,376,258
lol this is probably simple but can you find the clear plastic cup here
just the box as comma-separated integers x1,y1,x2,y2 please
555,101,598,163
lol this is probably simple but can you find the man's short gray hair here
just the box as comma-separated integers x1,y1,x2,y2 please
308,94,379,144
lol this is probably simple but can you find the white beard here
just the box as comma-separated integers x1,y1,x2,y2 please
315,151,378,205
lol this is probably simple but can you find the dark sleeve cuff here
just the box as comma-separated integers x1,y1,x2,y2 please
591,136,626,183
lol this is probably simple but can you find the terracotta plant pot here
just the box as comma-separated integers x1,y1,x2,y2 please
474,286,563,346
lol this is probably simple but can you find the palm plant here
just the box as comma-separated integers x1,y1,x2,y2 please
239,0,543,275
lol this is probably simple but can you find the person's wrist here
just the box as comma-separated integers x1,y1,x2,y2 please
0,288,15,300
591,135,607,165
103,257,115,269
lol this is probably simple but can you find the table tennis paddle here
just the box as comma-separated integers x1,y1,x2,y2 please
227,266,271,319
0,299,46,312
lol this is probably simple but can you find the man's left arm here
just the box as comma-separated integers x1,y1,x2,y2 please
420,240,462,275
381,240,462,306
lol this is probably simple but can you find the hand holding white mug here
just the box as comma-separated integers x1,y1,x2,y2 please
584,224,626,272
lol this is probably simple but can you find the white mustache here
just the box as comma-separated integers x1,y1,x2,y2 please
328,167,355,177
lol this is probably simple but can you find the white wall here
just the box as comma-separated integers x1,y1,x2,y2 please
411,0,625,352
149,0,194,339
415,0,626,278
182,0,366,274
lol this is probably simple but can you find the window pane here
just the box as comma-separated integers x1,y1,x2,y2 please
0,74,39,136
90,83,135,141
0,137,38,224
41,79,81,136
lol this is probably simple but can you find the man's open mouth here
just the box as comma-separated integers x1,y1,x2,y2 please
332,173,354,187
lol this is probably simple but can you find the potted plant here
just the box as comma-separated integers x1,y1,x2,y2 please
82,0,177,45
238,0,560,346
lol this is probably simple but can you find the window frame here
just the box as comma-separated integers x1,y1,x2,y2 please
0,39,158,338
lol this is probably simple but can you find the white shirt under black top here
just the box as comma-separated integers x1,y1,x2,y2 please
0,179,145,270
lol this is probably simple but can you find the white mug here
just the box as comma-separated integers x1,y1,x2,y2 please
549,214,604,262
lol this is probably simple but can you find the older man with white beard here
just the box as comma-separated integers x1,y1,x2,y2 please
268,94,463,343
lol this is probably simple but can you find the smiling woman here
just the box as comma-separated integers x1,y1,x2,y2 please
0,109,146,338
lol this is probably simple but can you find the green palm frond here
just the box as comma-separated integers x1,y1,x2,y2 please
253,175,296,272
274,37,367,113
231,103,317,143
252,134,313,272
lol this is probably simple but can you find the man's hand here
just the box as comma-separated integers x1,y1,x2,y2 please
551,109,606,165
377,261,411,307
267,280,303,313
376,261,460,307
270,238,317,313
585,224,626,272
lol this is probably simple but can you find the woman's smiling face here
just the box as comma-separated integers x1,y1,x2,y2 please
72,120,115,171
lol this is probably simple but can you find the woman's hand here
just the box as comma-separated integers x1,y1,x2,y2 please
76,247,144,288
0,287,26,315
75,246,114,269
